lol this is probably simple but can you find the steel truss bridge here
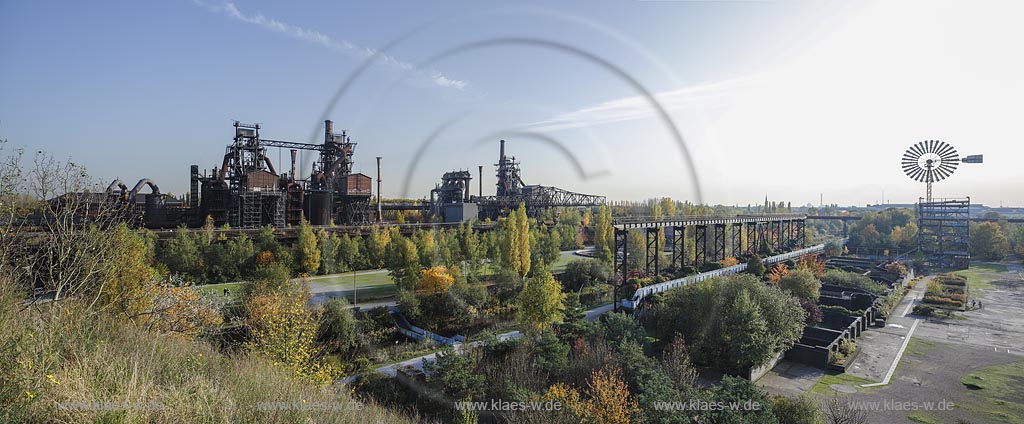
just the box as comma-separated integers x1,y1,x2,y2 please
476,184,606,218
612,214,808,284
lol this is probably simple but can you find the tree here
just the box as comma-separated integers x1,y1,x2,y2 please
96,223,159,324
582,208,593,227
364,226,390,269
720,256,740,267
560,259,611,291
245,284,335,384
796,255,826,278
417,266,455,295
423,345,485,402
660,334,698,389
660,197,677,218
583,366,640,424
294,219,320,275
779,269,822,302
747,255,766,277
515,203,531,276
658,275,805,370
594,205,614,264
317,297,358,355
710,376,778,424
499,204,532,277
724,291,771,371
317,229,340,275
535,330,570,376
557,295,589,343
516,270,566,333
531,226,561,268
651,203,663,220
385,237,421,291
970,221,1010,261
336,234,361,272
599,311,644,346
413,229,438,268
161,226,201,278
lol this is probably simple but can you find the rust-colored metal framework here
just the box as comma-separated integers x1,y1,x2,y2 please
612,215,807,292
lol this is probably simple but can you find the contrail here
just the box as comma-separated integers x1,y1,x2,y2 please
191,0,467,90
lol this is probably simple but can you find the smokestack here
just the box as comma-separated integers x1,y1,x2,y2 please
500,139,506,164
290,149,297,179
478,165,483,197
376,157,383,224
189,165,199,208
324,120,333,143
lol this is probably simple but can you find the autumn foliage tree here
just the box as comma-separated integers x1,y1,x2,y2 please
543,366,639,424
417,266,455,295
244,283,336,384
516,270,566,333
768,263,791,284
795,255,825,278
719,256,740,267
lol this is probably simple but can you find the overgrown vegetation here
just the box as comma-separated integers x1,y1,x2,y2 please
0,147,418,422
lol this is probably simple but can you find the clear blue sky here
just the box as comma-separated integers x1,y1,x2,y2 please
2,0,1022,206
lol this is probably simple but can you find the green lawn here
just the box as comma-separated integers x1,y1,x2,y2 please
957,360,1024,423
193,271,399,304
553,252,593,273
956,262,1008,291
305,271,395,289
809,371,878,395
194,282,242,299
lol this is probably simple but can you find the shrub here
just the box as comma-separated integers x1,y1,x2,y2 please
912,305,935,316
771,395,823,424
822,270,887,296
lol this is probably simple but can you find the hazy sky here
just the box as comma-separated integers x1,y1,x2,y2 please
2,0,1022,206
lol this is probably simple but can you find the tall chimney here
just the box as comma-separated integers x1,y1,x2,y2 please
499,139,506,162
478,165,483,197
189,165,199,208
290,149,297,178
324,120,333,143
376,157,383,223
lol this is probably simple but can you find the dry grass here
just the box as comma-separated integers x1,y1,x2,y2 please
0,280,425,423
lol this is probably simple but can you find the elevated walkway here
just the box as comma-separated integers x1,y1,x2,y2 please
622,238,848,310
388,306,465,345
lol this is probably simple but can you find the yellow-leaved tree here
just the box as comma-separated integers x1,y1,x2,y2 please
720,256,740,268
245,284,336,385
515,270,565,333
417,266,455,295
541,366,639,424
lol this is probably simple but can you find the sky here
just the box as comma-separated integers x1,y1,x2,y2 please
2,0,1023,207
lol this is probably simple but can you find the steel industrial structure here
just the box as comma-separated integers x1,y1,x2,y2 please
96,120,374,229
900,140,981,269
611,214,808,286
428,139,606,222
917,198,971,269
622,239,845,314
